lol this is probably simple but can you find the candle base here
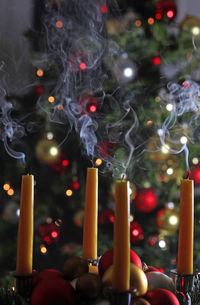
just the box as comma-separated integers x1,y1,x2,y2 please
14,273,33,299
104,287,132,305
171,269,199,305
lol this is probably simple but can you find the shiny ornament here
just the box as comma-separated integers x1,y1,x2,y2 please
146,271,175,293
30,278,75,305
132,188,157,213
33,269,63,287
112,56,137,84
98,248,142,277
155,0,177,21
63,256,89,281
102,263,148,297
146,288,179,305
35,139,60,164
181,15,200,35
130,221,144,244
132,298,151,305
76,273,102,299
156,207,179,235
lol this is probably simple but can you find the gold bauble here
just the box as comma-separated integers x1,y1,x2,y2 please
181,15,200,33
63,256,89,280
35,138,60,164
132,298,151,305
76,273,102,299
102,263,148,297
157,207,179,235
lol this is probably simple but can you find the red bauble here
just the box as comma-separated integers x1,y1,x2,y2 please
98,248,142,277
98,209,114,225
155,0,177,21
189,166,200,184
146,288,179,305
130,221,144,244
33,269,64,287
31,278,75,305
132,188,157,213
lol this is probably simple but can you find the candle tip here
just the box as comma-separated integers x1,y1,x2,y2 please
183,170,190,179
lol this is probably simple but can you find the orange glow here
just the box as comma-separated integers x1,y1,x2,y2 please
57,104,63,110
148,18,154,25
36,69,44,77
40,245,47,254
147,120,153,125
95,158,102,166
56,21,63,28
7,188,14,196
135,20,142,27
3,183,10,191
48,96,55,103
66,189,73,196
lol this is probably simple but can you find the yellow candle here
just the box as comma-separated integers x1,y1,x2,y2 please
112,180,130,292
16,174,34,275
82,168,98,260
177,178,194,274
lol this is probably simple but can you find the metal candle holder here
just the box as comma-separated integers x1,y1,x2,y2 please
171,269,199,305
14,273,33,299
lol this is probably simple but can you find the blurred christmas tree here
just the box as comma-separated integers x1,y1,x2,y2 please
1,0,200,291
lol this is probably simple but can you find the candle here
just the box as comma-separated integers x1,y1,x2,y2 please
16,174,34,275
112,180,130,292
177,178,194,274
82,168,98,260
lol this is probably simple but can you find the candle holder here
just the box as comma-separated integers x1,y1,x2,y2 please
171,269,200,305
103,287,134,305
14,273,33,300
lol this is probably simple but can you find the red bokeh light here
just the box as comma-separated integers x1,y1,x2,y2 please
109,215,114,223
34,86,44,95
182,81,190,88
89,104,97,112
72,181,80,190
100,5,108,13
51,231,58,238
166,10,174,18
152,56,161,66
44,236,51,244
62,159,69,166
132,229,140,237
155,13,162,20
189,166,200,184
80,62,86,70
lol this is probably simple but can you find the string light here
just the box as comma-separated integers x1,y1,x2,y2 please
100,5,108,13
180,136,188,144
169,215,178,225
135,20,142,27
147,120,153,125
46,132,54,140
49,146,59,156
158,239,167,249
155,96,161,102
62,159,69,166
95,158,102,166
152,56,161,66
55,219,62,226
7,188,14,196
155,13,162,20
80,62,86,70
161,144,170,154
191,26,200,36
48,96,55,103
166,10,174,18
57,104,63,110
66,189,73,196
166,168,173,175
123,67,134,78
148,17,154,25
167,202,174,209
51,231,58,238
166,103,173,111
89,104,97,113
3,183,10,191
56,21,63,28
36,69,44,77
40,244,48,254
192,157,199,165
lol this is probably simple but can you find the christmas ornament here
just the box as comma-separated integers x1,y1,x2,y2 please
156,207,179,235
63,256,89,281
132,298,151,305
33,269,64,287
181,15,200,35
112,55,137,84
146,288,179,305
130,221,144,244
35,139,60,164
98,248,142,277
76,273,102,299
102,263,148,297
132,188,157,213
98,209,114,225
143,264,164,273
30,278,75,305
155,0,177,21
146,271,175,293
38,223,60,245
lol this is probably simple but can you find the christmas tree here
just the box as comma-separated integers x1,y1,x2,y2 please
1,0,200,303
